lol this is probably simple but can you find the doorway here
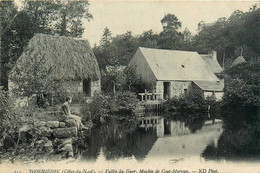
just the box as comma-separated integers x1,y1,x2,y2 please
83,79,91,97
163,82,171,100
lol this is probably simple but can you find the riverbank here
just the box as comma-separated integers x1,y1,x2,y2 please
0,104,92,164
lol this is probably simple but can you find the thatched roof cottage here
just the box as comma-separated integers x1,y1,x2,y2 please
128,47,223,100
9,34,101,101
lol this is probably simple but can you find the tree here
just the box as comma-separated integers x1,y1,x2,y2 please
0,0,93,90
222,62,260,130
54,0,93,37
100,27,112,47
158,14,183,50
161,14,182,32
137,30,158,48
193,5,260,67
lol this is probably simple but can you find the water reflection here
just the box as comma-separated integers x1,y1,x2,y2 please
138,116,191,137
202,130,260,162
74,115,222,163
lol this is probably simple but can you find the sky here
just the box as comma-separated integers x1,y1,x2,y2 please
82,0,259,46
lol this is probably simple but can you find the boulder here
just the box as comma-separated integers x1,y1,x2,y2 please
52,127,77,138
62,138,72,146
38,127,52,137
65,119,77,127
34,121,47,127
44,140,53,148
59,122,66,128
46,121,60,128
44,140,53,153
60,144,73,152
36,140,44,145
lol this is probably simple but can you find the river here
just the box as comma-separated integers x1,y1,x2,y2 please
71,116,259,172
1,116,259,173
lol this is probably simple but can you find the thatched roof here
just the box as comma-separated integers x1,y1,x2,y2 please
9,34,100,82
230,55,246,68
131,47,219,81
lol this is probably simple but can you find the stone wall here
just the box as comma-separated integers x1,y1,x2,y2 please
19,116,91,162
170,81,192,97
58,80,101,98
204,91,224,101
155,81,192,100
90,80,101,97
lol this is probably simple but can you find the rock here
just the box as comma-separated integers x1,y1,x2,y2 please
41,137,49,141
46,121,60,128
52,127,77,138
38,127,52,137
36,140,44,145
62,138,72,146
34,121,46,127
68,152,74,158
65,119,77,127
59,122,66,128
44,140,53,148
60,144,73,152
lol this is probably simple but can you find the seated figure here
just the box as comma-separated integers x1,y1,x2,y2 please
61,97,87,130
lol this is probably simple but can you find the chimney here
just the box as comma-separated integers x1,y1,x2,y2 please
210,51,217,61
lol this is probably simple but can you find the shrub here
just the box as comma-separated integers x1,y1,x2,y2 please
81,91,139,122
0,89,25,153
163,93,220,115
221,62,260,130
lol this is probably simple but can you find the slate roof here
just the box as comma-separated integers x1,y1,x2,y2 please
193,80,224,92
200,54,223,73
138,47,219,81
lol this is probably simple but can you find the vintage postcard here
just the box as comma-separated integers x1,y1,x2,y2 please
0,0,259,173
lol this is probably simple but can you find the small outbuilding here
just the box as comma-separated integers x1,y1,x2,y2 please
9,34,101,104
128,47,221,100
192,80,224,101
230,55,246,68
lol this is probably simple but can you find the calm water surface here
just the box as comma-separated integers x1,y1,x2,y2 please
72,115,260,172
74,116,221,161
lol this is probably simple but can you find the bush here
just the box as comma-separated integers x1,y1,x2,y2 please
0,89,26,153
81,91,139,122
221,62,260,130
212,62,260,155
163,92,220,115
163,92,221,131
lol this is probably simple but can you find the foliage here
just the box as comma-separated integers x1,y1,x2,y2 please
161,14,182,31
101,66,126,93
192,5,260,67
100,64,143,94
0,88,36,153
52,0,93,37
81,91,139,122
221,62,260,131
163,91,221,131
213,61,260,155
0,0,93,89
164,91,219,114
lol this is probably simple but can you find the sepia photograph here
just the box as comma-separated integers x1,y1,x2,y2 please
0,0,260,172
